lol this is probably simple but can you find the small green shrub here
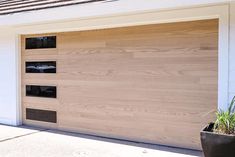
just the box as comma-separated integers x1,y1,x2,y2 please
213,96,235,135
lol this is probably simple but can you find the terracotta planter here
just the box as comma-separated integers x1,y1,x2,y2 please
200,123,235,157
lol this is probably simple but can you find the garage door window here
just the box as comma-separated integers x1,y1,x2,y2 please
26,108,57,123
26,61,56,73
25,36,56,49
26,85,57,98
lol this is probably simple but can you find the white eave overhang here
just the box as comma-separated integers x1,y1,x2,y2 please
0,0,231,27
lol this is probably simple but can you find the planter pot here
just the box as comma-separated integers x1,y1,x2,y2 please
200,123,235,157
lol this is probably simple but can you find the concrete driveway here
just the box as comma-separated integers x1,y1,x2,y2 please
0,125,202,157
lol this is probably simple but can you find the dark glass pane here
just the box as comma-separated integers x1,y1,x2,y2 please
26,108,57,123
26,85,57,98
26,61,56,73
26,36,56,49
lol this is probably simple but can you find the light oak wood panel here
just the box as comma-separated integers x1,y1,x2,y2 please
21,19,218,150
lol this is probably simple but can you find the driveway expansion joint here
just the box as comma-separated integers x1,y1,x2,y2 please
0,128,49,143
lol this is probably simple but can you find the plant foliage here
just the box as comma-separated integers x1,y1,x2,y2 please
214,96,235,134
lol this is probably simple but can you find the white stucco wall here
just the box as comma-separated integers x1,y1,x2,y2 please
0,28,19,125
0,0,233,126
229,2,235,102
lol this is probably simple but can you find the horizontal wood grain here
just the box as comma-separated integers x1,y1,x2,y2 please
21,19,218,150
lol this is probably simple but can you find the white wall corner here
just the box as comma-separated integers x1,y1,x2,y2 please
0,28,19,126
216,5,230,111
228,2,235,105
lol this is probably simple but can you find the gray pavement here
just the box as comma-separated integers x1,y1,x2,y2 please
0,125,202,157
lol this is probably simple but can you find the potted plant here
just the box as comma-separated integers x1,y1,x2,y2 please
200,96,235,157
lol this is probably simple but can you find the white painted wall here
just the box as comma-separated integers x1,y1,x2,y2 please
0,28,19,125
0,0,233,126
229,2,235,102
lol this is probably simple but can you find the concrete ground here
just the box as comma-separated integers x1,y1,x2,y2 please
0,125,203,157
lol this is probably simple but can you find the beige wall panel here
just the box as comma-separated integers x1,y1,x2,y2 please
21,19,218,150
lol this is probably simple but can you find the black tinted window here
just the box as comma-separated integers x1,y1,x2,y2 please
26,85,57,98
26,61,56,73
26,36,56,49
26,108,57,123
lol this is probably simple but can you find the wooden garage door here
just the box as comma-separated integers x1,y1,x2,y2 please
21,19,218,150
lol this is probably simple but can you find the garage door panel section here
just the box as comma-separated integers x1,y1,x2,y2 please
21,19,218,150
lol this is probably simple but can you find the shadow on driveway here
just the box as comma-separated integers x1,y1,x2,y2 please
0,124,202,157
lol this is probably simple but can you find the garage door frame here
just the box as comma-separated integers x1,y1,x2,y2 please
15,4,229,134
